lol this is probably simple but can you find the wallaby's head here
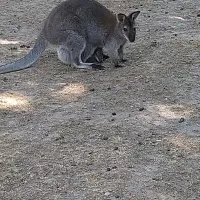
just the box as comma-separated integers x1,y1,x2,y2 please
117,11,140,42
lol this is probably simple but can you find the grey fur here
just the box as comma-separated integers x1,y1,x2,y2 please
0,0,140,74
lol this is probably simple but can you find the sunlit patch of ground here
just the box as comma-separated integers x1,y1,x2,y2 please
149,104,197,119
51,83,88,100
164,134,200,151
0,92,30,110
0,39,20,45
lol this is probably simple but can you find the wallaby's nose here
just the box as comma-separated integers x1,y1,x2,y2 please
129,34,135,42
129,37,135,42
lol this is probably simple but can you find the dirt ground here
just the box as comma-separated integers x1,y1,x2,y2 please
0,0,199,199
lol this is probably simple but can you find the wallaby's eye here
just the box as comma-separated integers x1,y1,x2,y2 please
123,27,128,32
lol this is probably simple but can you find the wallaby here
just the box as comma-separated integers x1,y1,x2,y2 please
86,48,109,63
0,0,140,74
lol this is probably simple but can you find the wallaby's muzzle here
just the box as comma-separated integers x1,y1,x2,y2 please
129,35,135,43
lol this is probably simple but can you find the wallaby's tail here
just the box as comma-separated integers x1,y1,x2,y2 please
0,32,48,74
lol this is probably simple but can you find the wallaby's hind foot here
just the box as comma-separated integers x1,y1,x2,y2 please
91,64,105,70
115,64,124,68
120,59,127,63
103,54,109,61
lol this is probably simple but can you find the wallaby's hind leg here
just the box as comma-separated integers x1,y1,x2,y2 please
57,32,104,70
57,46,71,65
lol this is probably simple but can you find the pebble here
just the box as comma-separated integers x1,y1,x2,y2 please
139,107,145,111
20,44,30,49
89,88,95,92
114,147,119,150
3,77,8,82
102,136,109,140
152,177,160,181
106,167,111,171
10,47,17,50
104,192,111,196
112,112,116,116
85,117,91,121
138,141,143,145
179,118,185,123
150,41,157,47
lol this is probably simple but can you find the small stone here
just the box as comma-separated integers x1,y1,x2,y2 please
150,41,157,47
102,136,109,140
115,195,120,198
152,177,160,181
55,135,64,141
165,11,169,14
3,77,8,82
197,13,200,17
139,107,145,111
107,87,111,90
138,141,143,145
112,166,117,169
180,7,184,10
112,112,116,115
10,47,17,50
179,118,185,123
114,147,119,150
106,167,111,171
85,117,91,121
71,162,76,166
104,192,111,196
89,88,95,92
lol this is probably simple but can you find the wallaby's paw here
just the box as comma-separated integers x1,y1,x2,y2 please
115,64,124,68
103,54,109,61
91,64,105,70
120,59,127,63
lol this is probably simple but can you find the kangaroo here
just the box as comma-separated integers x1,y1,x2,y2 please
0,0,140,74
86,48,109,63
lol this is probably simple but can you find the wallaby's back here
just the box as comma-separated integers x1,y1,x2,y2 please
43,0,116,46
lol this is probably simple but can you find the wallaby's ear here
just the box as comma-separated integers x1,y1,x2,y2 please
117,13,126,23
129,11,140,21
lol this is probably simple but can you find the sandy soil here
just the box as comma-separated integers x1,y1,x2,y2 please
0,0,200,199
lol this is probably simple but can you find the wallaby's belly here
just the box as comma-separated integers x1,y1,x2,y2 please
43,0,116,47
